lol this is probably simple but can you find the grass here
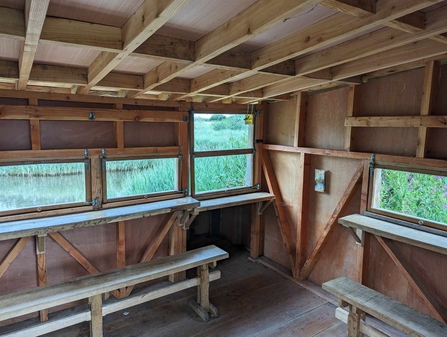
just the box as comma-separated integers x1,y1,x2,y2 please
378,169,447,224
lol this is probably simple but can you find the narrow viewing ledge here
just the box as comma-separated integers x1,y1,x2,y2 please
197,192,275,212
0,197,200,241
339,214,447,255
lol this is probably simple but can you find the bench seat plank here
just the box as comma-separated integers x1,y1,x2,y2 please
0,197,199,241
0,245,228,321
323,277,447,337
197,192,275,213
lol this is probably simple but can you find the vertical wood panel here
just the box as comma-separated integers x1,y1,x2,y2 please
294,92,308,148
295,153,310,275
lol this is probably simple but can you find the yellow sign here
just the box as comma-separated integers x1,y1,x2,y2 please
245,114,254,125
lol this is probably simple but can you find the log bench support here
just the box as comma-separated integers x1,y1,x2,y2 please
323,277,447,337
188,263,219,322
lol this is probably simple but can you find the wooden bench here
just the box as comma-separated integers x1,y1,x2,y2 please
323,277,447,337
0,245,228,337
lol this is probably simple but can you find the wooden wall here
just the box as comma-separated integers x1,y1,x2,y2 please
263,65,447,320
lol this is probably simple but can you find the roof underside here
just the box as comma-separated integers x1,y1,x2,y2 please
0,0,446,104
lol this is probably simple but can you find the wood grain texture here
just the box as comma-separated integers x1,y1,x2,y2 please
0,237,31,279
323,277,447,336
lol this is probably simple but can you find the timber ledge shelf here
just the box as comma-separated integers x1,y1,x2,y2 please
0,193,275,241
339,214,447,255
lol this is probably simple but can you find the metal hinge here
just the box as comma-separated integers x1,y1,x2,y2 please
102,148,106,159
254,109,262,116
255,139,263,144
369,153,375,177
182,188,188,195
253,184,260,190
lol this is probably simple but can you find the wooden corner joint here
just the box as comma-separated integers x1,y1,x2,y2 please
257,199,274,215
179,209,199,230
347,227,365,246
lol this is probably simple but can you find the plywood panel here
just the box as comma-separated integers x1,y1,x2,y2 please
40,120,116,149
114,57,163,75
124,122,176,147
305,86,349,150
265,98,297,146
428,64,447,159
0,37,21,61
352,69,424,156
263,206,290,268
35,44,100,68
39,100,114,109
0,120,31,151
307,156,361,256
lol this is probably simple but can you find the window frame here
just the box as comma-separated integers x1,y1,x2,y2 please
101,150,184,204
368,163,447,232
0,157,91,217
190,111,257,199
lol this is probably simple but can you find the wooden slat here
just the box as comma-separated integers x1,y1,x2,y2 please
49,232,100,274
168,218,186,282
376,236,447,322
295,153,310,275
416,61,441,158
323,277,447,337
320,0,376,17
36,235,48,322
344,85,361,151
262,151,296,275
250,203,261,259
197,192,275,213
339,214,447,255
140,212,178,263
29,118,41,150
0,197,199,241
0,245,228,321
299,162,363,280
0,237,30,279
294,92,308,148
17,0,50,90
79,0,191,94
0,105,188,123
345,115,447,128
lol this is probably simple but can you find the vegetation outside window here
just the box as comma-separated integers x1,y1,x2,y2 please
192,113,255,197
103,157,181,202
370,167,447,231
0,161,89,215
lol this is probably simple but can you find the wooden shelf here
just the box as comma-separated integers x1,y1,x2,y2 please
0,197,199,241
197,192,275,213
339,214,447,255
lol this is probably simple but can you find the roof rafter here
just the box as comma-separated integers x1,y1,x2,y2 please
78,0,191,95
17,0,50,90
129,0,322,97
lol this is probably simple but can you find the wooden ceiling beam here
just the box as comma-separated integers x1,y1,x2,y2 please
78,0,191,95
331,39,447,81
17,0,50,90
130,0,321,97
251,0,443,71
295,6,447,77
319,0,376,17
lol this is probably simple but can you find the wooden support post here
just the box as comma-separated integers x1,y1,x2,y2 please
116,221,127,298
300,163,363,280
197,264,210,311
348,306,365,337
295,153,310,276
0,237,30,279
376,235,447,323
262,150,296,276
29,97,41,150
89,294,103,337
356,160,370,285
294,92,308,147
91,156,103,208
36,235,48,322
250,202,261,258
169,219,187,282
114,103,124,149
345,85,361,151
416,61,440,158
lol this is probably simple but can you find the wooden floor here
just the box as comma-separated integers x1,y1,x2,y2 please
41,241,347,336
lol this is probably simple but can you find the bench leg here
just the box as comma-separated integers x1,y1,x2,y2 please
89,294,103,337
189,264,219,322
348,306,365,337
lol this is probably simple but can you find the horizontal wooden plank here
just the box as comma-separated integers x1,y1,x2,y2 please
339,214,447,255
346,116,447,128
0,147,180,163
323,277,447,336
263,144,370,160
0,197,199,240
0,105,188,122
197,192,275,212
193,148,254,158
0,245,228,321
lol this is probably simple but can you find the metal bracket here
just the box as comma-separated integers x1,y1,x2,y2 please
101,148,106,159
88,111,96,120
253,184,260,190
84,149,89,160
254,108,262,116
347,227,365,246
